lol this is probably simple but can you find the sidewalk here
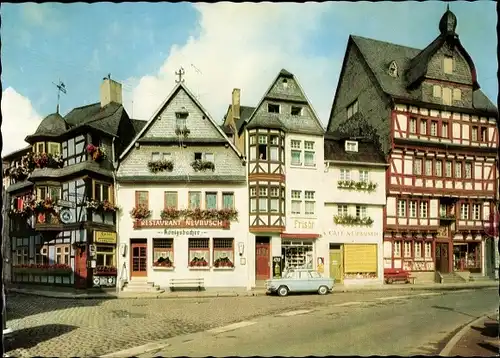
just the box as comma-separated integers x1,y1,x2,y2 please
446,315,499,357
7,280,498,300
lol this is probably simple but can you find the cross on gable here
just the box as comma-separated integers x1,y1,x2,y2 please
175,67,185,84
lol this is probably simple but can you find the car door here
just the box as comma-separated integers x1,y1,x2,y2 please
296,270,313,291
286,270,300,291
308,270,322,290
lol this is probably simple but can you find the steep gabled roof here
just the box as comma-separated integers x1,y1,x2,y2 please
131,119,148,134
324,137,386,165
240,68,325,136
119,82,243,162
63,102,126,137
350,35,495,113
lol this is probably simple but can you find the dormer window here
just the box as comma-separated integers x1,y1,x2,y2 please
388,61,398,77
34,142,45,153
268,103,280,114
291,106,302,116
345,140,358,153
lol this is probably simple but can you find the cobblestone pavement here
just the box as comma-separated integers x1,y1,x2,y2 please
448,316,499,357
4,289,493,357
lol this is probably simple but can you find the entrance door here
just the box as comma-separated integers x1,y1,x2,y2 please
74,246,88,289
130,242,147,277
329,245,343,283
436,243,449,273
255,237,270,280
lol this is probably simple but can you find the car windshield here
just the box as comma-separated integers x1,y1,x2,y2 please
310,271,322,278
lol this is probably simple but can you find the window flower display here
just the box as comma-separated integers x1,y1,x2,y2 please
86,144,106,162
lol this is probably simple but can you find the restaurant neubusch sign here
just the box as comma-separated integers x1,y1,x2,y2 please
133,219,230,230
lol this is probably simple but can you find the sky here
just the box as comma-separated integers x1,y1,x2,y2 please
1,1,497,156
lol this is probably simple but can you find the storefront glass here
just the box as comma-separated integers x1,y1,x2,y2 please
281,240,313,271
453,242,481,272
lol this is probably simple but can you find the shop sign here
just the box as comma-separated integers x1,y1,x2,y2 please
59,209,73,224
94,231,117,244
57,199,76,208
294,220,314,229
161,229,208,236
324,229,378,237
134,219,230,230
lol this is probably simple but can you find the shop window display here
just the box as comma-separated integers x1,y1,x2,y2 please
281,240,313,271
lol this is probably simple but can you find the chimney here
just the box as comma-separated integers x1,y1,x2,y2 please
232,88,241,120
100,77,123,107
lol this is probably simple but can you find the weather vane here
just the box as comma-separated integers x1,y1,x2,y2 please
52,80,67,114
175,67,185,84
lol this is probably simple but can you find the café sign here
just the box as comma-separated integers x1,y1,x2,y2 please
134,219,230,230
324,229,379,237
94,231,117,244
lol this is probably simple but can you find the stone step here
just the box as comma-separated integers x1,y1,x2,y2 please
122,286,161,293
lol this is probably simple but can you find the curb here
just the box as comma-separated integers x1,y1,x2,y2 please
7,283,497,300
439,310,499,356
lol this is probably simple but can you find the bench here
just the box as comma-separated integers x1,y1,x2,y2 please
384,269,415,284
169,278,204,292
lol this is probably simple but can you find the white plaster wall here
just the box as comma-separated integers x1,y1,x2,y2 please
116,182,252,288
285,133,324,234
323,166,386,206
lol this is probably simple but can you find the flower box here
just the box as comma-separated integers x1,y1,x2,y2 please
153,257,174,268
214,257,234,268
189,257,209,268
148,160,174,174
86,144,107,162
191,160,215,172
23,152,64,170
337,180,377,192
86,200,119,213
6,166,30,181
94,265,117,276
130,205,151,220
160,208,238,221
12,264,72,276
175,127,190,137
333,214,374,226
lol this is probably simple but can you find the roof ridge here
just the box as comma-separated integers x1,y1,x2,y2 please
351,34,423,52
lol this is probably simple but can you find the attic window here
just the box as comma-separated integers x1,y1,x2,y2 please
388,61,398,77
347,100,358,119
345,140,358,153
268,103,280,114
175,107,189,119
282,78,288,88
291,106,302,116
443,56,453,74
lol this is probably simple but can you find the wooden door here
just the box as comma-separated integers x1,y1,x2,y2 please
436,243,449,273
329,248,343,283
255,243,270,280
74,247,88,289
130,243,147,277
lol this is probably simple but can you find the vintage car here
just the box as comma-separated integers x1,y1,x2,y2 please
265,268,335,297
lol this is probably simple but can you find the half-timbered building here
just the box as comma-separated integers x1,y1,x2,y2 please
326,8,498,282
116,80,250,291
236,69,325,285
3,77,138,289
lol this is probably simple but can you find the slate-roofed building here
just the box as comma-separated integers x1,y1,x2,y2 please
115,80,251,291
235,68,325,285
326,7,499,282
3,77,138,290
321,121,388,286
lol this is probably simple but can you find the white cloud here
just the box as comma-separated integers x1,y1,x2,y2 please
21,3,64,31
125,3,339,126
1,88,42,156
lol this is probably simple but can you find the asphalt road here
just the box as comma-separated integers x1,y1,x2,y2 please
137,288,499,357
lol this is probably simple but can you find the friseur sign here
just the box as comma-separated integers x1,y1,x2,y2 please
134,219,230,230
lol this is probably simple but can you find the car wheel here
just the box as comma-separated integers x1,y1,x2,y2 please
318,285,328,295
277,286,289,297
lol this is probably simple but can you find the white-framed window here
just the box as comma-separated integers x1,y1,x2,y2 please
222,192,234,209
188,238,210,267
464,163,472,180
472,204,481,220
304,191,315,215
291,140,301,165
471,126,478,142
424,242,432,258
420,120,427,135
152,238,173,266
250,187,256,197
345,140,358,152
430,121,438,136
409,117,417,134
15,247,29,265
403,241,412,258
409,201,417,218
460,203,469,220
355,205,367,219
414,242,422,258
455,162,462,178
442,87,452,105
359,170,369,182
435,160,442,177
453,88,461,101
304,141,315,166
394,241,401,258
347,100,358,119
270,187,279,197
56,245,70,265
480,127,487,142
268,103,280,113
425,160,432,176
250,198,257,213
259,187,268,197
164,191,178,209
205,192,217,210
445,161,452,177
213,238,235,267
441,122,449,138
340,169,351,181
413,158,422,175
291,190,301,215
420,201,428,218
443,56,453,74
188,191,201,209
258,187,268,212
337,204,348,216
397,200,406,217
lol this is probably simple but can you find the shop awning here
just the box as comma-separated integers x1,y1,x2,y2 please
280,233,319,239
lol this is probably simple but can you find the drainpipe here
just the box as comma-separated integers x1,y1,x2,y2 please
111,137,122,293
